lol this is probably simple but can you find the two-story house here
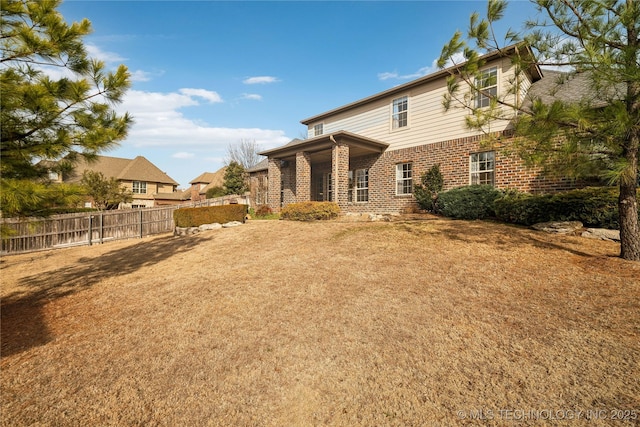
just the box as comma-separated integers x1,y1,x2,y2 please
53,155,179,208
256,46,577,214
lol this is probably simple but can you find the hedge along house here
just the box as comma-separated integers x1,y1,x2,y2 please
257,46,578,214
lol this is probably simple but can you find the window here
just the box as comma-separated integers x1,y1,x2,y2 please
132,181,147,194
476,67,498,108
392,96,408,129
325,173,333,201
132,204,146,209
48,171,59,181
470,151,495,185
396,163,413,195
348,170,354,202
355,169,368,202
314,123,323,136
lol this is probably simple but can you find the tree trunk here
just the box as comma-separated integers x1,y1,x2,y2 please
619,129,640,261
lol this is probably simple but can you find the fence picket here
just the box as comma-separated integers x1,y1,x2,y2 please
1,195,249,254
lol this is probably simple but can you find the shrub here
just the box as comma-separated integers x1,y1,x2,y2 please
280,202,340,221
494,187,635,229
435,185,502,220
414,164,444,212
174,204,248,227
255,205,272,217
205,186,225,199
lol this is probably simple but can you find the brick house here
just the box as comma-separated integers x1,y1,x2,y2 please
254,47,580,214
188,168,226,201
51,155,180,208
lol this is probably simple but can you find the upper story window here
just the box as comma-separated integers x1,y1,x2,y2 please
392,96,408,129
470,151,495,185
396,163,413,195
476,67,498,108
132,181,147,194
314,123,323,136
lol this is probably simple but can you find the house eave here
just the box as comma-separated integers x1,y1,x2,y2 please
301,44,542,125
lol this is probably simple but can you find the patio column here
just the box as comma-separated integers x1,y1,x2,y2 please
295,151,311,202
267,157,282,212
332,141,349,209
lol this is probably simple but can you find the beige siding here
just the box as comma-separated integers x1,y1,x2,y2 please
310,57,522,150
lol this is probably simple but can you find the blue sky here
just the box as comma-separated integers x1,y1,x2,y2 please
59,0,540,188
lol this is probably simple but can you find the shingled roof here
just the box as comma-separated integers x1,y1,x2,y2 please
64,155,178,185
527,69,623,108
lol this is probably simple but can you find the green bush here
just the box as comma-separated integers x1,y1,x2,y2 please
414,164,444,212
174,204,248,227
494,187,635,229
205,186,225,199
280,202,340,221
435,185,502,220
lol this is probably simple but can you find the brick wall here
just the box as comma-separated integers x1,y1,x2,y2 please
257,132,580,214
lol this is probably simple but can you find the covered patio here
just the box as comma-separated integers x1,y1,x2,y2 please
258,131,388,212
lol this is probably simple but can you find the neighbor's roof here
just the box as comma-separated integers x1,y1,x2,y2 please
153,190,191,201
65,155,178,185
301,44,542,125
246,158,268,173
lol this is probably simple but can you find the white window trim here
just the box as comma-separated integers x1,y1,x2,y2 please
475,67,498,109
390,95,409,132
314,123,324,137
395,163,413,195
355,168,369,203
469,151,495,186
132,181,147,194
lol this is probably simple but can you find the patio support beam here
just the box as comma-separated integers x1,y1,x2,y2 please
332,141,349,209
267,157,282,212
295,151,311,203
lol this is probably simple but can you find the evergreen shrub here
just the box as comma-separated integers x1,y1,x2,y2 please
280,202,340,221
435,185,502,220
413,164,444,212
174,204,248,227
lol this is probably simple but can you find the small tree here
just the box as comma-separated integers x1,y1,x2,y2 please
205,186,225,199
414,164,444,212
223,161,247,195
80,170,132,210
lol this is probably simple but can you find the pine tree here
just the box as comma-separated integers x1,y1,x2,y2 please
223,161,248,195
0,0,132,216
439,0,640,261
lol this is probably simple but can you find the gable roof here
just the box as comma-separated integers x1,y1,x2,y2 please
247,158,268,173
64,155,178,185
188,167,226,194
301,44,542,125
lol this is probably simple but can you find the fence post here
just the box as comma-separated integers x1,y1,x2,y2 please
139,209,143,238
99,212,104,244
88,215,93,246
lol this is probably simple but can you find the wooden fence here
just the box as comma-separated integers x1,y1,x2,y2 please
1,195,250,255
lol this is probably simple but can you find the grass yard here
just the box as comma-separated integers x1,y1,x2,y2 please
1,217,639,426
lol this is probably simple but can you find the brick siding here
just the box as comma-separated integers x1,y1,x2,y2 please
258,132,580,214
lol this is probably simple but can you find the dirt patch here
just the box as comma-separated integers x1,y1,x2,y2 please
1,218,639,426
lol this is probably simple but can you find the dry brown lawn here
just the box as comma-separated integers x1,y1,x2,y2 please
1,217,639,426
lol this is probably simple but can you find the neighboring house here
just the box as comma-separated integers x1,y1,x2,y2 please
188,168,226,201
51,155,179,208
254,46,580,214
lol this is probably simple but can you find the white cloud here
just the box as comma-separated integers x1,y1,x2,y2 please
243,76,279,85
179,88,223,103
242,93,263,101
130,70,152,82
116,90,290,151
379,53,466,82
86,44,126,63
172,152,195,159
